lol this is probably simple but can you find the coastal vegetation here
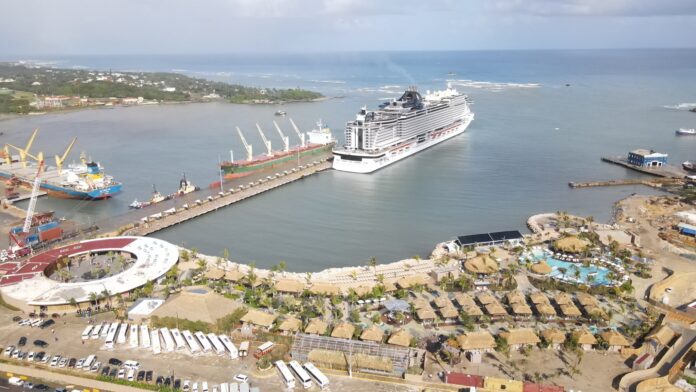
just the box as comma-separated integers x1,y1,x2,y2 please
0,62,323,113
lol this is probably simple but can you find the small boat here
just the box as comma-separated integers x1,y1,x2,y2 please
176,173,199,196
683,161,696,172
274,110,287,116
676,128,696,136
128,184,170,209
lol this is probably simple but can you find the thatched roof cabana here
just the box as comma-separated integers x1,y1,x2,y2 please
560,303,582,317
530,261,552,275
461,304,484,317
535,303,557,317
511,302,533,316
453,292,477,308
224,269,245,282
600,330,630,347
529,292,551,305
360,325,384,343
499,328,540,346
331,322,356,339
274,279,305,294
412,298,431,310
576,292,598,307
476,291,498,305
277,316,302,333
464,255,499,274
572,329,597,345
439,305,459,319
583,305,607,319
387,329,412,347
382,280,398,292
204,268,225,280
352,285,374,297
541,328,566,344
396,274,429,289
553,236,590,253
485,302,508,317
506,291,526,305
416,307,437,321
456,331,496,350
554,292,574,305
309,282,342,296
240,309,276,328
433,296,453,308
304,319,328,335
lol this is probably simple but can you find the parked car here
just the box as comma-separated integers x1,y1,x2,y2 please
58,357,68,368
108,357,122,366
156,376,164,386
39,319,55,329
174,379,181,390
12,316,22,322
117,369,125,379
67,358,76,368
100,366,111,376
145,371,153,382
18,337,27,346
137,371,145,382
34,384,49,391
108,368,118,378
233,375,249,383
27,351,35,361
3,346,14,356
23,382,34,389
33,340,48,348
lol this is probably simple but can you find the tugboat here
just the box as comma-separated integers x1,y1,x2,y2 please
274,110,287,116
683,161,696,172
129,184,169,209
176,173,199,196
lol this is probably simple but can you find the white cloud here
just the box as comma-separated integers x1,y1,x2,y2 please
489,0,696,16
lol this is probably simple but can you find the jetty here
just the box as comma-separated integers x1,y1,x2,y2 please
601,156,688,179
123,158,332,236
568,178,684,189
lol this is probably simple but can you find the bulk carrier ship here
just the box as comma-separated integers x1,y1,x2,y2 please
0,130,122,200
220,119,334,179
333,85,474,173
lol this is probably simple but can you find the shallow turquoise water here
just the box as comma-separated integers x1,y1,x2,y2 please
546,257,612,286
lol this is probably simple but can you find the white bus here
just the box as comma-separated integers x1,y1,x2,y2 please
171,328,187,350
129,324,139,348
160,328,175,352
195,331,212,353
81,325,93,340
207,333,226,356
275,360,296,389
105,323,119,349
182,330,201,354
82,354,96,370
151,330,162,355
117,323,128,344
90,323,102,339
218,335,238,359
238,341,249,357
303,362,329,390
100,322,110,338
288,360,312,389
140,325,151,348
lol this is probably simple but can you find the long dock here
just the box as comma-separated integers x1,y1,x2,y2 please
569,178,684,189
124,159,333,236
601,156,689,179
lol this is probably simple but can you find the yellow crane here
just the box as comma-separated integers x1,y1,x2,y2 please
4,128,39,167
54,137,77,174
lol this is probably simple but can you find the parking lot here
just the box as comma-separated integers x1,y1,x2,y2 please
0,311,425,392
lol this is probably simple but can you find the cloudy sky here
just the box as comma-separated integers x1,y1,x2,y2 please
2,0,695,54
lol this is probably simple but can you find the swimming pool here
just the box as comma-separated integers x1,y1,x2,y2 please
545,258,613,286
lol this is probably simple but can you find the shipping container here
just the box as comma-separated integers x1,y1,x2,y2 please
39,227,62,242
26,234,39,244
37,221,59,232
10,227,23,234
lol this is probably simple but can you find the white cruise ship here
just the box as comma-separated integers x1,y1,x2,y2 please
333,85,474,173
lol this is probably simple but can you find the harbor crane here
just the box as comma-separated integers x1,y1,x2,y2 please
54,137,77,175
236,126,253,161
273,121,290,152
22,159,45,233
255,123,273,157
5,128,41,168
289,118,306,147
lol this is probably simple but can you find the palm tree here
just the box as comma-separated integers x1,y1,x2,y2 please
368,257,377,273
101,289,112,308
305,272,313,285
246,263,258,288
376,273,385,285
88,292,98,307
222,248,230,262
69,297,79,311
350,270,358,281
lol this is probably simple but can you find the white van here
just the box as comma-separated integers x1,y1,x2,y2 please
127,368,135,381
202,381,209,392
124,359,140,370
8,377,23,386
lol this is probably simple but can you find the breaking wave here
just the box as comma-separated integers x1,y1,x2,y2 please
663,102,696,110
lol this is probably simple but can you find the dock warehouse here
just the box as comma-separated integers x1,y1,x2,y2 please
627,149,668,167
456,230,524,248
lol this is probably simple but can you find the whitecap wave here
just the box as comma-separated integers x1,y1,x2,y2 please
447,79,541,90
663,102,696,110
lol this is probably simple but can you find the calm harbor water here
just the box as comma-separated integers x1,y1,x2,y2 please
1,50,695,271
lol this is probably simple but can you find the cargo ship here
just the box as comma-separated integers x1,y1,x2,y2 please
220,119,334,179
0,130,122,200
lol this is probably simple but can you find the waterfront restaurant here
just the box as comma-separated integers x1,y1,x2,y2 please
627,149,668,167
456,230,524,248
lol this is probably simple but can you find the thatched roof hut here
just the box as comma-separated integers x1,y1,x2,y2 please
541,328,566,344
439,305,459,319
352,285,374,297
396,274,429,289
576,292,598,307
554,292,574,305
387,329,412,347
309,282,342,296
331,322,356,339
476,291,498,305
583,305,607,319
553,236,590,253
412,298,431,310
535,303,557,317
572,329,597,345
464,255,499,274
461,304,484,317
240,309,276,328
277,317,302,333
224,269,245,282
204,268,225,280
453,292,477,308
456,331,496,350
274,279,305,294
304,319,328,335
499,328,540,346
600,330,630,347
506,291,526,305
360,325,384,343
511,302,533,316
530,261,552,275
382,279,398,292
434,296,454,309
416,307,437,321
484,302,508,317
560,303,582,318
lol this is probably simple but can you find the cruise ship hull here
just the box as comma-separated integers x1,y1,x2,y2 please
333,114,473,173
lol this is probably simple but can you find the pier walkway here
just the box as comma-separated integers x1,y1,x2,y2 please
601,156,689,178
568,178,683,188
125,159,332,236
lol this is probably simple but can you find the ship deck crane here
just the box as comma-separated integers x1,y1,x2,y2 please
255,123,273,157
54,137,77,175
289,118,306,147
6,128,43,168
273,121,290,152
236,126,253,161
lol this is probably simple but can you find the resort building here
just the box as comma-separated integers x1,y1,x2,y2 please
359,325,384,343
415,307,437,325
454,292,484,318
456,331,496,363
304,319,328,335
240,309,276,329
600,330,631,352
277,317,302,335
387,329,412,347
455,230,524,248
274,279,305,295
627,149,668,167
646,325,678,355
308,282,341,296
330,322,356,340
572,329,598,351
541,328,566,350
499,328,540,351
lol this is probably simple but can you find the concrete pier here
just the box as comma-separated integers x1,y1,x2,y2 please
568,178,683,188
123,159,333,236
601,156,689,178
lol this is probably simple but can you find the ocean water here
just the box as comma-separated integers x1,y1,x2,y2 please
1,50,695,271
